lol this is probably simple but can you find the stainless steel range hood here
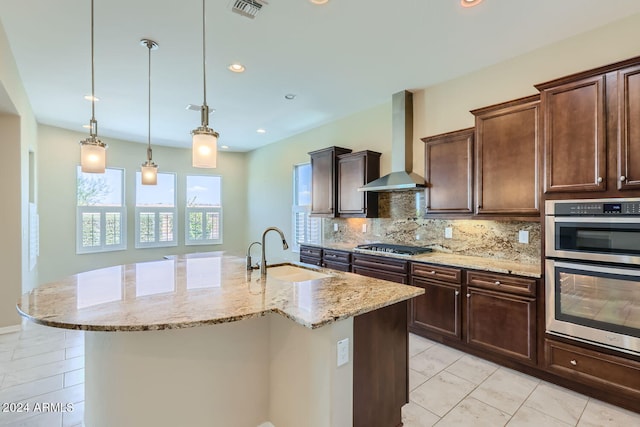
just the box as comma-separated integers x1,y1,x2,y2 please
358,90,425,192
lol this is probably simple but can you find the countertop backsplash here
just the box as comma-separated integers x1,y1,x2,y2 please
324,192,540,265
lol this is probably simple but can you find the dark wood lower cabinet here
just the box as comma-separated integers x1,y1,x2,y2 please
410,278,461,340
466,287,537,365
354,301,408,427
545,339,640,403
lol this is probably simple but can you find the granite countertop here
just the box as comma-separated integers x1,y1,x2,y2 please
305,242,541,278
17,254,423,332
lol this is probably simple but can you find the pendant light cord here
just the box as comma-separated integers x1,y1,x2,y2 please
90,0,96,137
202,0,207,108
147,41,152,161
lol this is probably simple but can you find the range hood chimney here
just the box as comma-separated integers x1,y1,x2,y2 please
358,90,425,192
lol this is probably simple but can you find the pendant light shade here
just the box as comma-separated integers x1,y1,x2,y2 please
141,162,158,185
140,39,159,185
191,0,219,168
79,0,107,173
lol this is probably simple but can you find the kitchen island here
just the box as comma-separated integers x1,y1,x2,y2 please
17,253,423,427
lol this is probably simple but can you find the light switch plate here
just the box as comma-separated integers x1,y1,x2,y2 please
333,223,339,232
518,230,529,244
362,223,367,233
337,338,349,367
444,227,453,239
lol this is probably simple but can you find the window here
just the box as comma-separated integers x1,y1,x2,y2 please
135,172,177,248
292,163,321,252
185,175,223,245
76,167,126,254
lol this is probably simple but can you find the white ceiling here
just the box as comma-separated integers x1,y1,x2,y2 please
2,0,640,152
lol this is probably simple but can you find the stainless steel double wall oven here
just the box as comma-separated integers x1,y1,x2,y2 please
545,198,640,355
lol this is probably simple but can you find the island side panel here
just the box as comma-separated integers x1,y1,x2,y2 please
84,318,270,427
268,313,354,427
353,300,409,427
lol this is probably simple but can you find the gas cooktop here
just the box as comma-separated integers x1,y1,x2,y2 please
355,243,433,256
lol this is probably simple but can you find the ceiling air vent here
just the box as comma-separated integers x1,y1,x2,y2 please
231,0,268,19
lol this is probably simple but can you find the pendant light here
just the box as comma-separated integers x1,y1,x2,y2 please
79,0,107,173
191,0,219,168
140,39,159,185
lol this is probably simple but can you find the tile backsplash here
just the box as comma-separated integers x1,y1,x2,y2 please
324,192,540,265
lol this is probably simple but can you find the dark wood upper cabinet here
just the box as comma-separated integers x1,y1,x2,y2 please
471,95,541,215
308,146,351,217
617,64,640,190
537,75,606,193
422,128,474,214
337,150,381,218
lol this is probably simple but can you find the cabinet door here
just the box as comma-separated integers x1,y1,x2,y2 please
466,287,536,365
337,151,381,217
310,149,335,215
309,147,352,216
541,75,607,193
422,128,474,214
473,96,540,215
617,64,640,190
410,278,461,340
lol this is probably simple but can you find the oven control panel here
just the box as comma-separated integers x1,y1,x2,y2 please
553,200,640,216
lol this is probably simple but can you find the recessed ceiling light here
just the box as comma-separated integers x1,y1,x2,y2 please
461,0,482,7
84,94,100,102
256,128,266,134
310,0,329,4
228,63,245,73
221,145,229,149
284,94,296,100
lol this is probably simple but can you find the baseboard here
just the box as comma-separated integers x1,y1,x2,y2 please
0,324,21,335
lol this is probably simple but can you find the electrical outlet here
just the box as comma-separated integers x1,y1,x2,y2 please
444,227,453,239
518,230,529,244
362,223,367,233
337,338,349,367
333,223,339,232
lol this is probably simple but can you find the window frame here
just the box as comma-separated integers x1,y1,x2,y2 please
134,171,178,249
185,175,223,246
76,167,127,254
291,163,321,253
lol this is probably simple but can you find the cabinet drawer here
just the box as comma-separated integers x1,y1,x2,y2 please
324,261,351,272
466,271,536,297
352,265,408,284
352,253,408,274
323,249,351,264
411,263,462,284
300,256,322,267
299,245,322,258
545,339,640,396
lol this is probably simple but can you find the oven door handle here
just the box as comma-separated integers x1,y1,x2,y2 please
550,216,640,224
549,260,640,277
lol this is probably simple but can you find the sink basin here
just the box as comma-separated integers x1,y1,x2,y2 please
267,265,331,282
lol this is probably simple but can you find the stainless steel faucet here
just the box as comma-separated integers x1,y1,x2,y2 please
261,227,289,278
246,241,262,270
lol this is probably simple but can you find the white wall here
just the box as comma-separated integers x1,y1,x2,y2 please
37,124,248,284
0,21,38,327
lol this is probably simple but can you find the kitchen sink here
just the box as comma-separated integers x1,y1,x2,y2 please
267,264,331,282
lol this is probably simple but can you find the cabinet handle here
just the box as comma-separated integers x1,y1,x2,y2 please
455,291,460,296
570,359,578,366
477,205,482,209
620,176,627,182
597,177,603,183
429,270,436,275
466,293,471,298
494,281,501,286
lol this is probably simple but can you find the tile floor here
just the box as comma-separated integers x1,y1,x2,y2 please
1,323,639,426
